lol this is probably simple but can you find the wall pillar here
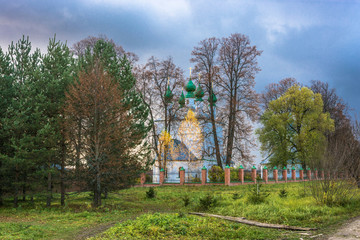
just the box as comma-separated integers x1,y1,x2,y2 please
291,167,296,181
299,169,304,180
225,165,231,186
307,169,312,181
251,166,257,183
160,168,165,185
179,167,185,185
263,167,268,184
140,172,146,186
273,168,278,183
282,167,287,182
238,165,244,184
315,169,318,179
201,167,207,185
321,170,325,179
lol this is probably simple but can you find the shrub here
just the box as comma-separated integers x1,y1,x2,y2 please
232,192,243,200
279,188,288,198
246,184,270,204
208,166,224,182
146,187,156,199
182,195,191,207
190,176,201,183
310,179,357,206
145,174,152,183
244,171,252,181
198,193,218,211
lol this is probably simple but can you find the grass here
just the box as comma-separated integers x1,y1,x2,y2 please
1,182,360,239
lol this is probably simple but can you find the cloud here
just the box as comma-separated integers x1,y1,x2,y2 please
254,1,323,43
84,0,192,23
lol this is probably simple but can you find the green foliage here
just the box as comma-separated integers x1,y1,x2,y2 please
232,192,243,200
247,184,270,204
1,183,360,239
208,166,224,182
146,187,156,199
181,195,191,207
257,85,334,167
279,188,288,198
197,193,218,211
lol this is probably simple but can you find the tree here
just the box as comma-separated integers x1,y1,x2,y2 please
218,34,261,166
309,80,349,130
261,78,300,110
2,36,46,207
257,85,334,168
0,47,14,206
71,38,151,178
134,56,184,171
190,37,223,167
64,60,142,207
40,36,74,206
191,34,261,167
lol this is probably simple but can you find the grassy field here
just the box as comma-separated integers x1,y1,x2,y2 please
1,182,360,239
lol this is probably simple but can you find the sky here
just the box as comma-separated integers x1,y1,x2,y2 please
1,0,359,114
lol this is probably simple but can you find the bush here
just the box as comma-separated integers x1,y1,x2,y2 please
190,176,201,183
244,172,252,181
279,188,288,198
246,184,270,204
310,179,357,206
208,166,224,182
232,192,243,200
146,187,156,199
182,195,191,207
198,193,218,211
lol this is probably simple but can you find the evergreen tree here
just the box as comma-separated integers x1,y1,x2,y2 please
3,36,44,207
40,36,75,206
0,47,15,205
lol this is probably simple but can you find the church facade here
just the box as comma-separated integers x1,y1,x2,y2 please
152,73,224,183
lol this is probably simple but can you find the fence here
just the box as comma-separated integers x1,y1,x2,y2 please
138,166,333,187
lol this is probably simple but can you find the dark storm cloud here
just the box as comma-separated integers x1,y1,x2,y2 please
0,0,359,115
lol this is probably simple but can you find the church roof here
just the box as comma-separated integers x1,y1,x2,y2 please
164,85,173,103
185,78,196,98
195,83,204,101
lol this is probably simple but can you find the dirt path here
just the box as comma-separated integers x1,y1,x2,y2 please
326,217,360,240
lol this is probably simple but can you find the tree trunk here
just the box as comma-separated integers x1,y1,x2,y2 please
225,92,236,166
47,170,52,207
75,118,82,179
0,161,2,206
22,176,26,202
14,168,19,208
60,136,66,206
209,103,222,168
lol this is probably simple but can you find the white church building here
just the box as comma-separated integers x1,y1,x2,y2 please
152,73,224,183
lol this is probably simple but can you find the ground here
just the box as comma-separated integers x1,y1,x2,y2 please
1,182,360,239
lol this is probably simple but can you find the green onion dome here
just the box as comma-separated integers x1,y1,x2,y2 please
208,91,217,106
195,84,204,102
178,91,185,107
164,85,173,103
185,78,196,98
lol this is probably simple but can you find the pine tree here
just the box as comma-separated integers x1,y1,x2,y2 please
4,36,44,207
40,36,75,206
0,47,15,205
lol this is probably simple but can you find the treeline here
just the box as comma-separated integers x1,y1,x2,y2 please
0,36,151,207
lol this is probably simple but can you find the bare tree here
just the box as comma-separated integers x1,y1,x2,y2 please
134,56,184,171
261,78,300,110
190,37,223,167
218,34,262,166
